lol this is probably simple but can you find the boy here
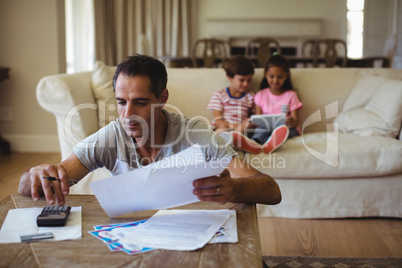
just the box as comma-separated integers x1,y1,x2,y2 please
207,56,261,154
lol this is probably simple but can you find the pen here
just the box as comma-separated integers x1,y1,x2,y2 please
42,176,78,186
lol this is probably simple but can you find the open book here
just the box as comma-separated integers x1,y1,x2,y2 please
251,114,286,130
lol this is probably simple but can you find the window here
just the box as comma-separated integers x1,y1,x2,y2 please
347,0,365,58
65,0,95,73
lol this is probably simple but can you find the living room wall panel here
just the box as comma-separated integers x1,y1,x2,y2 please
0,0,65,152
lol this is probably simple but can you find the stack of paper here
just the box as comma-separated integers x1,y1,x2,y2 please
88,220,154,255
88,209,237,253
90,145,231,217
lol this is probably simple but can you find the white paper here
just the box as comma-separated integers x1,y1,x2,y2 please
90,145,230,217
88,220,155,255
120,209,231,251
0,207,82,243
209,210,238,244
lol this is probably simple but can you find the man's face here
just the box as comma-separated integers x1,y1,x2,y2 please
115,74,165,140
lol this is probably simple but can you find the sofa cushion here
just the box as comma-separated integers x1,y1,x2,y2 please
91,61,118,128
248,132,402,179
336,75,402,138
340,75,388,113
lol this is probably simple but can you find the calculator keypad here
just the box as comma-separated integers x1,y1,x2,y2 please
37,206,71,226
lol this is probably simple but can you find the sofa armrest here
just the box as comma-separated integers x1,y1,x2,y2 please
36,72,99,160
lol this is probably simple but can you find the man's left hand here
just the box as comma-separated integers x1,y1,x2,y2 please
192,169,234,204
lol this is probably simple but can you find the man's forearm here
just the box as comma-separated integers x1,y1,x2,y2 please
231,174,282,205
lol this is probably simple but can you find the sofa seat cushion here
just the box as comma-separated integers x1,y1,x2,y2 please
248,132,402,179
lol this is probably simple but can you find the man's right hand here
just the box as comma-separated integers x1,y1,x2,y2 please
18,163,70,206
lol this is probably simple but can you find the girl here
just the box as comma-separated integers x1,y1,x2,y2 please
251,53,303,153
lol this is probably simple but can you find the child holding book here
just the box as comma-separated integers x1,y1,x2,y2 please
251,53,303,153
207,55,261,154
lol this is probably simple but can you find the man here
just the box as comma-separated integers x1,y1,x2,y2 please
18,54,281,207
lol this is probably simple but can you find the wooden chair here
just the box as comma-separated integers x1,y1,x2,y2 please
246,38,281,67
191,38,228,68
302,38,348,67
300,39,321,67
302,39,321,57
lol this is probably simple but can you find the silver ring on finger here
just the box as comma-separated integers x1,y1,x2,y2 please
216,187,220,195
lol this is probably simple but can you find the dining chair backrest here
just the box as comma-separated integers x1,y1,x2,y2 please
246,38,281,67
302,38,348,67
302,39,321,57
191,38,228,68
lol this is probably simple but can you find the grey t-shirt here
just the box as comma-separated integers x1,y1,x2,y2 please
73,110,236,175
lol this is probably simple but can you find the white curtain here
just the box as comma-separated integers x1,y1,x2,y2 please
93,0,192,66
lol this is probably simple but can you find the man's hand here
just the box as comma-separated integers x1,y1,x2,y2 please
18,163,70,206
19,153,89,206
192,169,234,204
193,156,281,205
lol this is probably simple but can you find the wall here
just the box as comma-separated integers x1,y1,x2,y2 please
396,0,402,68
364,0,394,55
0,0,65,152
195,0,347,53
364,0,402,68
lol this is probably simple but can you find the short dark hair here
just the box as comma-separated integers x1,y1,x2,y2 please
113,54,168,97
223,55,255,78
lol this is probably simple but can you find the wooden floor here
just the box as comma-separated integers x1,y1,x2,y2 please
1,153,401,258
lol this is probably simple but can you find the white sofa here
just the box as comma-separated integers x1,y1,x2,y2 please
36,63,402,219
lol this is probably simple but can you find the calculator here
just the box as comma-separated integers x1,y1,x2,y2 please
36,206,71,227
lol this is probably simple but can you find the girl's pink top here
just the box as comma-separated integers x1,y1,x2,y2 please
254,88,303,115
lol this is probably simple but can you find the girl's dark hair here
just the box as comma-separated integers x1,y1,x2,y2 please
113,54,167,97
260,54,293,90
224,55,255,77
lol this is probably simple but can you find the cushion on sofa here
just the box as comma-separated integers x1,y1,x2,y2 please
248,132,402,179
91,61,118,128
335,75,402,138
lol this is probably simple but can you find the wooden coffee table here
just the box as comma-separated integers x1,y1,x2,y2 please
0,194,263,268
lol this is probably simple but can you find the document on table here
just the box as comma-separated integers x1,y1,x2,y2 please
0,207,82,243
120,209,232,251
209,209,238,244
88,210,237,254
90,145,231,217
88,219,155,255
